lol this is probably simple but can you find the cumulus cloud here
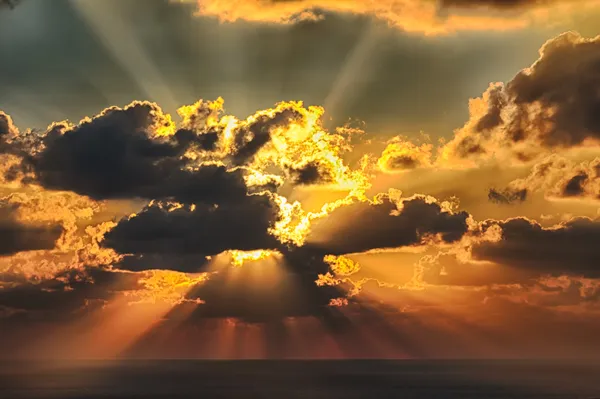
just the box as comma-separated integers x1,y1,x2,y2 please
12,98,367,203
0,96,375,326
441,32,600,164
309,193,470,255
412,208,600,290
470,217,600,278
489,156,600,203
0,97,371,276
29,101,249,204
416,211,600,286
231,106,304,166
0,111,17,137
0,97,373,279
104,196,281,271
0,111,30,161
377,138,433,173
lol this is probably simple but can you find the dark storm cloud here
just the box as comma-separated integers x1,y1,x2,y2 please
28,102,249,203
104,194,281,271
310,195,470,255
472,217,600,277
0,203,62,256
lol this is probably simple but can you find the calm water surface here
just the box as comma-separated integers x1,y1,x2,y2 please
1,360,600,399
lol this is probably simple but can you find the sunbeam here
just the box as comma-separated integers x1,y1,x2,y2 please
69,0,179,112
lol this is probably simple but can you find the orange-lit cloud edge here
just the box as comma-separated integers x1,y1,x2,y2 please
179,0,600,35
1,30,600,359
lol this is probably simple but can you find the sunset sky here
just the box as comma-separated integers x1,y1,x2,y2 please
1,0,600,360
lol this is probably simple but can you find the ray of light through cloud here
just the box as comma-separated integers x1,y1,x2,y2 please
69,0,179,112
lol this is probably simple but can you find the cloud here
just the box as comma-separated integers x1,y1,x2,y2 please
0,188,127,282
487,187,528,204
231,106,304,166
491,156,600,202
471,217,600,278
439,0,551,8
108,245,353,325
184,0,593,35
29,101,250,204
0,111,17,137
104,195,281,271
6,98,368,204
0,98,372,279
0,202,62,256
285,161,336,185
0,268,128,316
0,111,29,161
416,210,600,288
0,1,22,11
0,266,209,332
309,193,470,255
441,32,600,164
377,138,433,173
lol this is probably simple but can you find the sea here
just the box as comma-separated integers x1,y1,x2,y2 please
1,360,600,399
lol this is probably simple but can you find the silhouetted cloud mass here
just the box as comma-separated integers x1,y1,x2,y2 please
0,203,62,256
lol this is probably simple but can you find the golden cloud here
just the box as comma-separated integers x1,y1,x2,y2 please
440,32,600,166
182,0,599,35
377,137,433,173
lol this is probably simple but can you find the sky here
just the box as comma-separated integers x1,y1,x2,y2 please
0,0,600,359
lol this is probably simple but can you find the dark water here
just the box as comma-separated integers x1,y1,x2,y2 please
1,360,600,399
